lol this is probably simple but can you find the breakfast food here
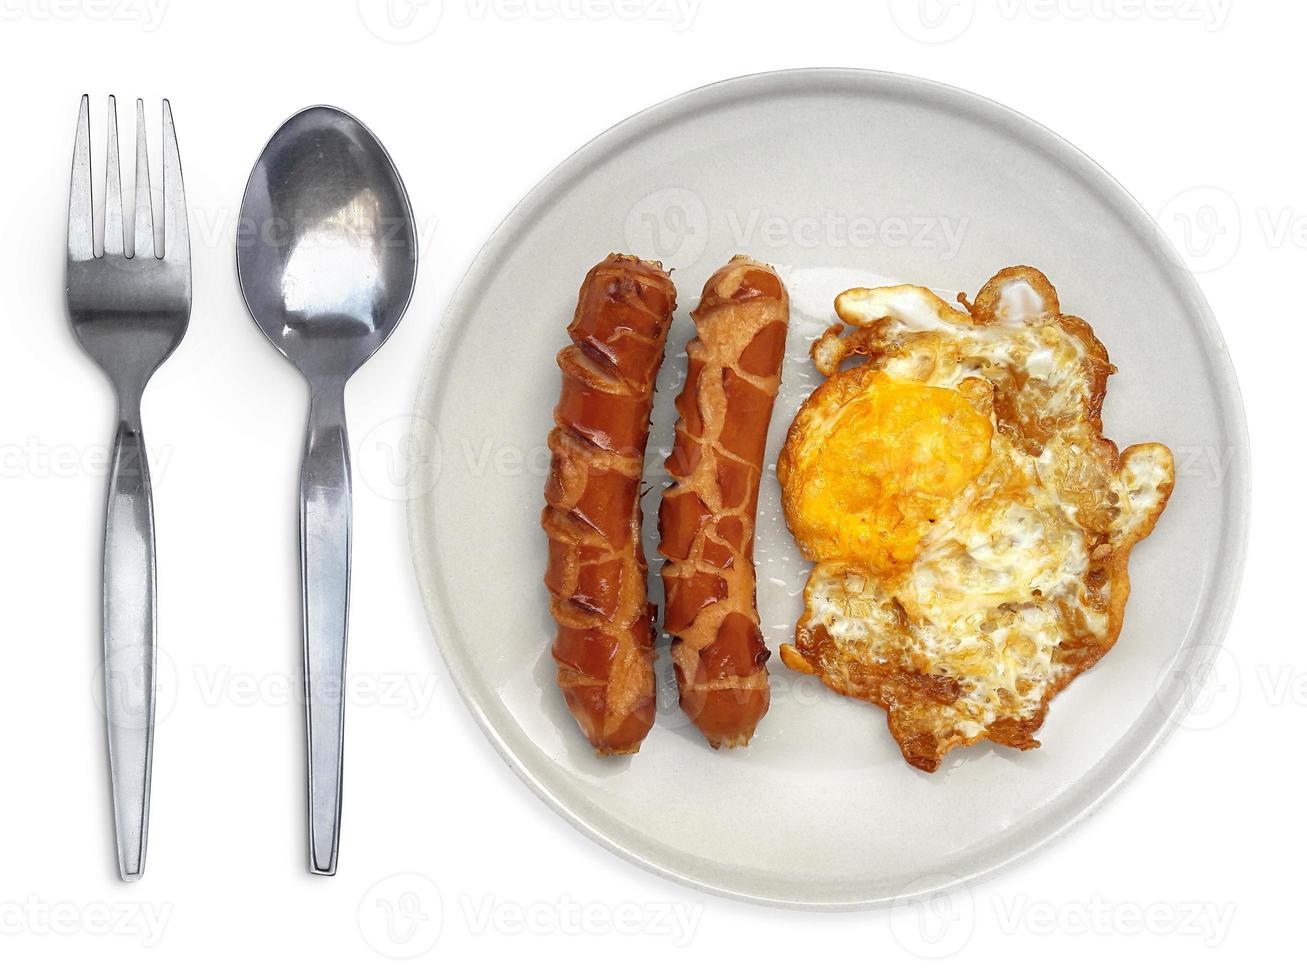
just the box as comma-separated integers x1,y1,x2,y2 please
658,256,790,748
777,266,1174,772
543,254,677,755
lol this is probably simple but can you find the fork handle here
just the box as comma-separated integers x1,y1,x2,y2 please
299,380,351,876
103,419,157,882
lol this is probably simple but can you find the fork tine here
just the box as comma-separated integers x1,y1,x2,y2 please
103,96,125,257
68,95,94,262
133,99,154,259
161,100,189,266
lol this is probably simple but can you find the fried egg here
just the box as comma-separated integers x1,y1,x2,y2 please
777,266,1174,772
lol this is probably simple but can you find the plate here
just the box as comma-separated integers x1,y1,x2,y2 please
407,69,1248,909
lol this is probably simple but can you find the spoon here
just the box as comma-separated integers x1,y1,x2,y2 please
236,106,417,875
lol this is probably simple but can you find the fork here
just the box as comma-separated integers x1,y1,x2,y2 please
66,95,191,882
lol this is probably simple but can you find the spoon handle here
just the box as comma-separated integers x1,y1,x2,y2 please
102,416,157,882
299,381,351,876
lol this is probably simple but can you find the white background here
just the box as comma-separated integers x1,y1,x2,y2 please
0,0,1285,973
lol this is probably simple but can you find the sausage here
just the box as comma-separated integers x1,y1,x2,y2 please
543,254,677,755
658,255,789,748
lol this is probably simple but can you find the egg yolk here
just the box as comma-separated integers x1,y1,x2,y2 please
790,373,993,570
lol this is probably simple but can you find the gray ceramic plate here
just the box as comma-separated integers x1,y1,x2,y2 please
407,69,1248,909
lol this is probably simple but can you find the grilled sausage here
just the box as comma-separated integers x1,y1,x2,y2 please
543,254,677,755
658,256,789,748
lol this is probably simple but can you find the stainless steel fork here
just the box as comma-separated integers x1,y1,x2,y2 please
65,95,191,882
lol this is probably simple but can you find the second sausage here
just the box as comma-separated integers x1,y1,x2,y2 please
658,255,789,748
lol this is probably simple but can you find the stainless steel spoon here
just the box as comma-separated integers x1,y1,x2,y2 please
236,106,417,875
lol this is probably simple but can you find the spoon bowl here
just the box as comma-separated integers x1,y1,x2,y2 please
237,105,416,380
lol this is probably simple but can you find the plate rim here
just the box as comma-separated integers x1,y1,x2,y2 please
406,67,1251,910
